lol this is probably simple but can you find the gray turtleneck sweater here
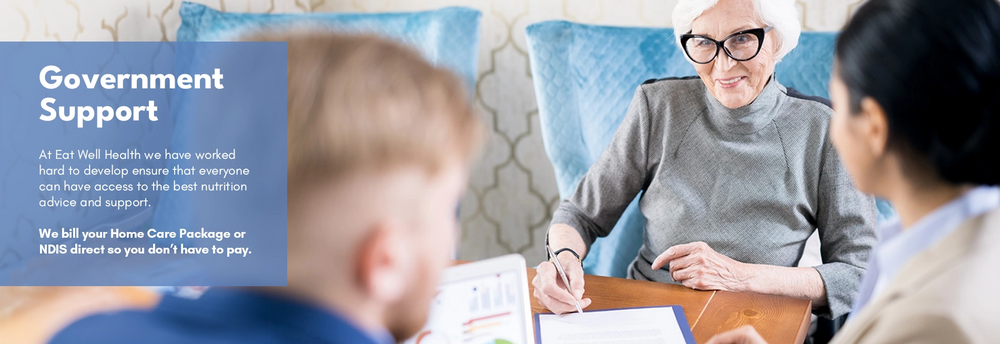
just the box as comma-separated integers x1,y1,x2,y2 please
551,76,877,319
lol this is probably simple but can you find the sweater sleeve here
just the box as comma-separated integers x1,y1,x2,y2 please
813,132,879,319
550,85,654,254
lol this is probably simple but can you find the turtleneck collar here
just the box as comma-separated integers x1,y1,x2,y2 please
702,74,785,135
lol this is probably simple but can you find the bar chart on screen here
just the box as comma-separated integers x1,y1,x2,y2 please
406,270,526,344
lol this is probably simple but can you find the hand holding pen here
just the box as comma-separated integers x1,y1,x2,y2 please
533,245,591,314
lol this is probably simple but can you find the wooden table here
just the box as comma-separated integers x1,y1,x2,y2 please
527,268,812,344
0,287,160,344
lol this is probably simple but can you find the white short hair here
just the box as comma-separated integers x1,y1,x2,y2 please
672,0,801,62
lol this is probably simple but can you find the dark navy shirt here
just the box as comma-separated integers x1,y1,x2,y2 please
49,288,395,344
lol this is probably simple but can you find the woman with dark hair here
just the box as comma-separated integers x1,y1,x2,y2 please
707,0,1000,342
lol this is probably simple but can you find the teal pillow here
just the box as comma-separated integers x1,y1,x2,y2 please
156,2,482,249
177,1,481,90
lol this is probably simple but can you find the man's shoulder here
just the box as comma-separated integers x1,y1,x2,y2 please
49,290,382,344
48,299,273,344
49,309,214,344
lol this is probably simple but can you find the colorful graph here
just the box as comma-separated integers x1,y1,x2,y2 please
404,271,526,344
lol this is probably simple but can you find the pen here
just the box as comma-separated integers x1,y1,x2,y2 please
546,245,584,314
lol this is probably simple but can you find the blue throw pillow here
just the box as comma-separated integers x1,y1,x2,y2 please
177,1,480,90
156,2,482,249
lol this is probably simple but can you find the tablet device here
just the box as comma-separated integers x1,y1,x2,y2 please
404,254,534,344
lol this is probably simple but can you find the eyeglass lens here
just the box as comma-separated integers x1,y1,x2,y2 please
685,32,761,63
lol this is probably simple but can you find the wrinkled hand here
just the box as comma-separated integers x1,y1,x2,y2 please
706,325,769,344
650,241,749,291
532,253,592,314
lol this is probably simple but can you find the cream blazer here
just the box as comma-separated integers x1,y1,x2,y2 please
831,207,1000,344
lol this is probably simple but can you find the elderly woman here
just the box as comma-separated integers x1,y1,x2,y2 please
708,0,1000,342
533,0,877,319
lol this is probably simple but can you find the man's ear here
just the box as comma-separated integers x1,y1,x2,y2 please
859,96,890,158
354,221,409,304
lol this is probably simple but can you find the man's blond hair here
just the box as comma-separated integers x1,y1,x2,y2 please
251,31,483,192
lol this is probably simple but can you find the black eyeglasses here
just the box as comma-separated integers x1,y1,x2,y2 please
680,27,773,64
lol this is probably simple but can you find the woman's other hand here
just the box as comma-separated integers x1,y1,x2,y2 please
651,241,750,291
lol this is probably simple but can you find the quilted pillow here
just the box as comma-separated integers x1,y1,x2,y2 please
177,1,481,89
155,2,482,247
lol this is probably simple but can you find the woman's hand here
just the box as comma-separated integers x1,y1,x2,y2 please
706,325,769,344
532,252,592,314
651,241,749,291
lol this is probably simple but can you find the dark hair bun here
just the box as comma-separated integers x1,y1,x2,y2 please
837,0,1000,185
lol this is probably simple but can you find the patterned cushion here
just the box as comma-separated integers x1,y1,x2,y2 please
176,1,481,91
157,2,482,243
526,20,893,277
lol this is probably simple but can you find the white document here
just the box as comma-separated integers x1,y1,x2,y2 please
534,306,695,344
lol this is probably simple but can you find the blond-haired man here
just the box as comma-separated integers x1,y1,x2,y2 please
49,31,482,344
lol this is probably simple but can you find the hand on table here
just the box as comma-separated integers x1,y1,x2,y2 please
651,241,749,291
706,325,769,344
532,252,592,314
